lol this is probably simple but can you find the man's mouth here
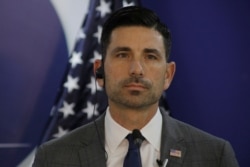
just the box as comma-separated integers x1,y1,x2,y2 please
124,83,148,91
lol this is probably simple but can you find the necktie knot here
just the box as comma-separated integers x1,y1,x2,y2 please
126,130,144,149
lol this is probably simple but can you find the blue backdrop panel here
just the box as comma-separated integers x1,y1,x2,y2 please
0,0,68,166
142,0,250,166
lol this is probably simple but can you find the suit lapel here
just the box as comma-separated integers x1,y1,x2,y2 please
160,110,187,166
78,114,107,167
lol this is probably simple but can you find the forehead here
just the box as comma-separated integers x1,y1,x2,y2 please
108,26,165,52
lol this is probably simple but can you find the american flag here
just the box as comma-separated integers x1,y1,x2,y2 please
41,0,171,143
170,149,182,158
41,0,141,142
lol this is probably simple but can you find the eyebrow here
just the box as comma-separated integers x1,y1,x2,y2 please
143,48,161,55
110,47,162,57
111,47,131,55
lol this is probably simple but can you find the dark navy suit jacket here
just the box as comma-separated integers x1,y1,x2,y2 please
33,110,239,167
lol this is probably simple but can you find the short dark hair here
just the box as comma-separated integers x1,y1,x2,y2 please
101,6,172,62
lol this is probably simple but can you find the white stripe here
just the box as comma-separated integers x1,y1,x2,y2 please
50,0,89,55
0,143,30,148
17,147,37,167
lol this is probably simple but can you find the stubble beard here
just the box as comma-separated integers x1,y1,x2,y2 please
106,77,161,110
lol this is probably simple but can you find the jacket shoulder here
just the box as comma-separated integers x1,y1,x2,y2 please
163,115,239,166
33,117,105,167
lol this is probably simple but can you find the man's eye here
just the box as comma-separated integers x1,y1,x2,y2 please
146,54,157,60
116,53,128,58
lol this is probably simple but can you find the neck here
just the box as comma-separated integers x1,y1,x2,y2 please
108,102,158,131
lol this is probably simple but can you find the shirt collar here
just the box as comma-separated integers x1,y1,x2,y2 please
105,107,162,153
141,108,162,152
105,107,130,153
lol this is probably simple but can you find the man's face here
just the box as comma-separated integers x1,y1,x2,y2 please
103,26,175,110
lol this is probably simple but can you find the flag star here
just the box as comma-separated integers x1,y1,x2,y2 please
70,51,83,68
90,51,102,63
123,0,135,7
87,76,103,95
96,0,111,18
59,101,75,118
93,26,102,43
53,126,69,138
82,101,99,119
77,28,86,39
64,75,80,93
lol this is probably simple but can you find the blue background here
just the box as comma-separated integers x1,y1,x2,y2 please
0,0,249,166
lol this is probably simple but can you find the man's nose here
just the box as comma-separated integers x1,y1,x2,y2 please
129,60,144,77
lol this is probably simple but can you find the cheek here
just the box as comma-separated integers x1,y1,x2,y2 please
104,67,122,88
148,71,163,86
105,62,126,78
150,68,168,89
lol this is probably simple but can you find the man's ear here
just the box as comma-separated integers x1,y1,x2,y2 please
164,61,176,90
93,59,104,87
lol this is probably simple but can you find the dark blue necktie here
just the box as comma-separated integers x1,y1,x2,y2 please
123,130,144,167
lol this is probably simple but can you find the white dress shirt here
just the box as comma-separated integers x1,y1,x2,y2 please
105,107,163,167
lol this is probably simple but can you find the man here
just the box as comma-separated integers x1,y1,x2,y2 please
33,6,239,167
